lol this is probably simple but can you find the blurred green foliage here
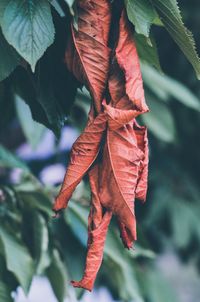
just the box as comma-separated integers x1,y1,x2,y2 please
0,0,200,301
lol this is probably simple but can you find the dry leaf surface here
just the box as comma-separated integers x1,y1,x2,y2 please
53,1,149,291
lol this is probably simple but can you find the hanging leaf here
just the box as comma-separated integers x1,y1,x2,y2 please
11,36,76,137
35,53,71,136
70,164,113,291
53,8,149,291
151,0,200,79
97,12,149,249
53,109,107,213
15,94,46,149
125,0,157,37
2,0,55,71
0,30,20,81
1,2,76,135
115,11,148,112
135,33,161,71
0,227,35,294
65,0,111,113
34,12,78,136
11,68,52,130
46,249,67,302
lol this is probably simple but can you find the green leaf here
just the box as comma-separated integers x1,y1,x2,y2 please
46,249,67,302
69,88,91,131
129,244,155,259
142,64,200,111
50,1,65,17
0,0,8,25
170,200,200,249
144,269,178,302
33,16,77,135
15,94,46,149
64,0,75,15
13,170,52,217
0,0,21,81
2,0,55,71
14,173,44,192
151,0,200,79
11,68,52,130
18,191,53,217
66,201,88,246
141,98,176,143
104,230,144,302
0,29,20,81
0,144,29,171
10,11,77,135
0,282,13,302
64,0,75,7
0,226,35,294
36,64,66,136
125,0,157,37
104,231,126,267
33,213,50,274
135,33,161,71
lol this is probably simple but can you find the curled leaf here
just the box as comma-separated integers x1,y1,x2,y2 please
65,0,111,113
116,11,149,112
72,165,112,290
53,107,106,212
53,2,149,291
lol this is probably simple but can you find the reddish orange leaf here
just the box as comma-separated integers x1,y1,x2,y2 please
53,107,106,212
65,0,111,113
134,121,149,202
53,2,149,291
116,11,149,113
72,165,112,291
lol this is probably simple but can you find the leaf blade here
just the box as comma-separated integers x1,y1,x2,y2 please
0,282,13,302
135,33,161,71
2,0,55,71
0,144,29,171
65,0,111,112
152,0,200,79
125,0,157,37
142,63,200,111
46,250,67,302
0,29,20,81
0,227,34,294
15,94,46,149
141,98,176,143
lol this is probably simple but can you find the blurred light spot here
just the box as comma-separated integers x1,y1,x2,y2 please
16,127,78,161
9,168,23,184
15,277,117,302
39,164,66,185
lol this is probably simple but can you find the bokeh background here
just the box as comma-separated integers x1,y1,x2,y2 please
0,0,200,301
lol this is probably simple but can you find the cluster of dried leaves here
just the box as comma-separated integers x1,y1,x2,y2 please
53,0,149,291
